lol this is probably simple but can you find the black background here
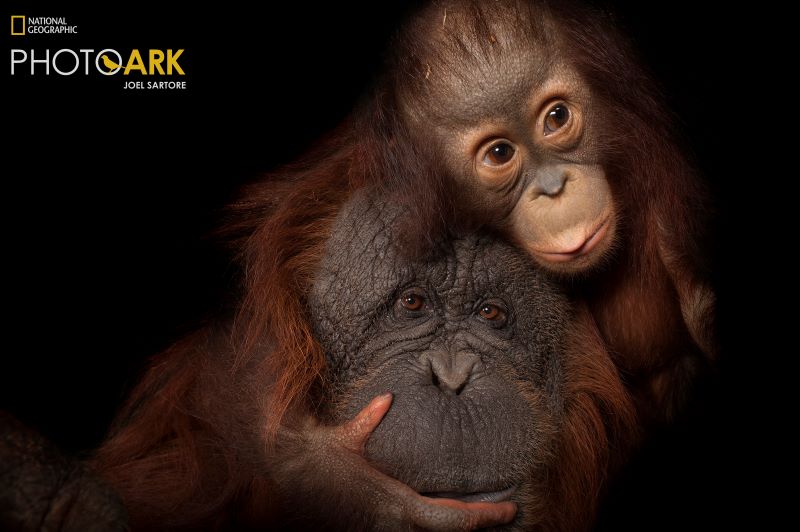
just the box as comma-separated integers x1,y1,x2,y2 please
3,1,780,529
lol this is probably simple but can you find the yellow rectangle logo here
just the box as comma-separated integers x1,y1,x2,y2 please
11,16,25,36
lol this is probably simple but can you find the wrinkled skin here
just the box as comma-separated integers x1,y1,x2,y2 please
271,395,518,531
270,192,571,530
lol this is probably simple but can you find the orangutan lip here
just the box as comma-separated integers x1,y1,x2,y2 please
540,217,610,261
422,485,516,503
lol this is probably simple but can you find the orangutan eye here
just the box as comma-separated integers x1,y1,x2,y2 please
401,293,425,311
395,289,428,315
544,103,570,134
482,141,516,166
478,302,507,323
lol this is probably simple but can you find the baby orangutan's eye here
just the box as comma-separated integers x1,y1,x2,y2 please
483,142,516,166
544,102,571,135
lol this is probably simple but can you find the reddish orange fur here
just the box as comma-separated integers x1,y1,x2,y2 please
92,124,380,528
545,306,638,530
91,1,704,529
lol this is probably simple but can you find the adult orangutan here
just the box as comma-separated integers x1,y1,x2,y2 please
0,0,717,530
92,190,636,530
83,0,709,529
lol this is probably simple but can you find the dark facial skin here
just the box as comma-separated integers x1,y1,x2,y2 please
301,191,570,527
399,7,616,274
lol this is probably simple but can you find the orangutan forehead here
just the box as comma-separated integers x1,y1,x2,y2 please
396,2,560,124
429,49,554,122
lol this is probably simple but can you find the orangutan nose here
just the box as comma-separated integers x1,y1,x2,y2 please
531,168,568,198
421,351,480,395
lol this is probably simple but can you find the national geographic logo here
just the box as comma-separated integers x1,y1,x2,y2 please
11,16,78,35
8,15,188,90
